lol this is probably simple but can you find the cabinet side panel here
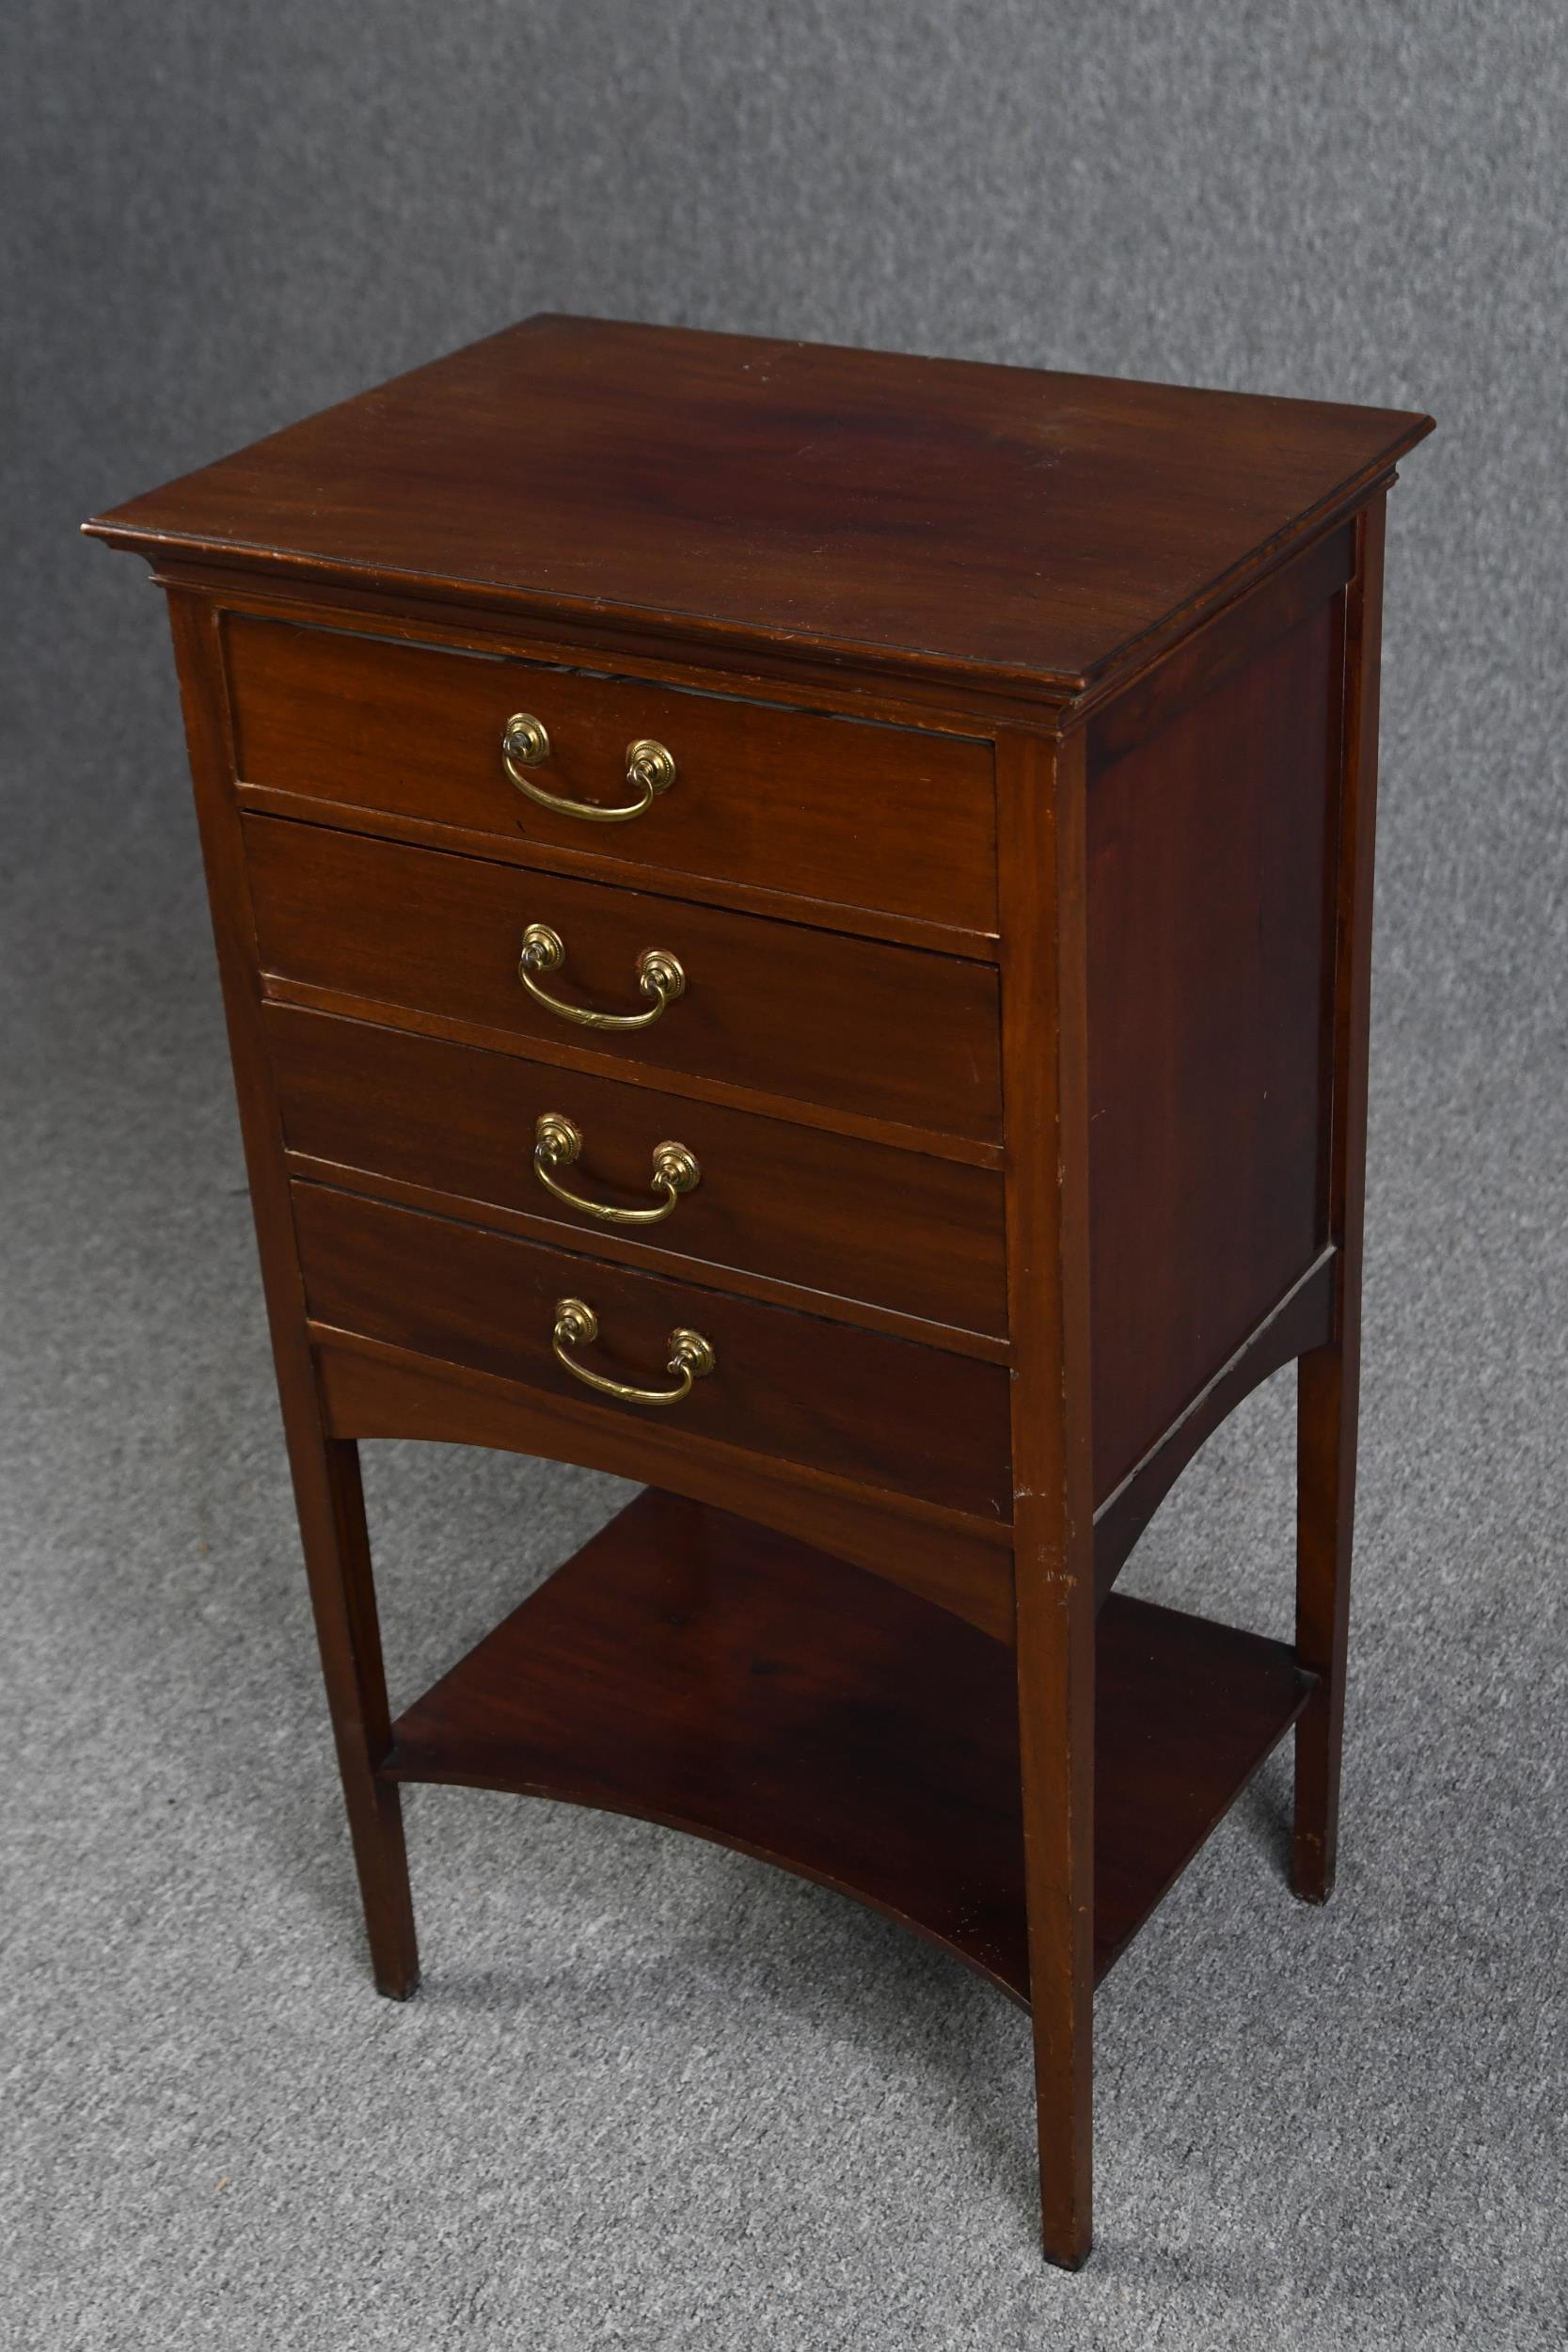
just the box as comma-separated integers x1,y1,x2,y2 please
1085,596,1343,1501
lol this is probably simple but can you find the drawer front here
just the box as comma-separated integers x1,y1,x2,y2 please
245,818,1003,1144
225,615,997,934
293,1184,1011,1520
266,1005,1007,1339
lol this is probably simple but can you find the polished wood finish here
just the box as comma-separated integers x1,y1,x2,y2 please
225,612,997,933
238,775,996,962
1094,1251,1336,1597
244,816,1005,1144
265,971,1004,1172
192,563,1026,786
1083,520,1354,766
1085,598,1341,1495
384,1491,1315,2001
87,315,1428,2271
264,1002,1008,1343
1294,497,1386,1904
162,591,420,2001
87,315,1431,701
997,727,1098,2263
317,1334,1014,1639
293,1181,1011,1522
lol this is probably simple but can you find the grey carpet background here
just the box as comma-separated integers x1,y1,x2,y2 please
3,3,1564,2345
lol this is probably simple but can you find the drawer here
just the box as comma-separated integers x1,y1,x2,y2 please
245,818,1003,1144
293,1183,1011,1521
225,615,997,934
266,1005,1007,1339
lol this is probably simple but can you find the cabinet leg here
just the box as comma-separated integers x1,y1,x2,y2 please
1293,495,1384,1909
1293,1339,1358,1904
163,591,418,1997
1015,1371,1096,2271
285,1422,420,1997
1022,1737,1095,2269
998,723,1097,2266
1017,1545,1095,2268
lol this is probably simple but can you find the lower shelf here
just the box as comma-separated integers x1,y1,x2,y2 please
382,1490,1313,1999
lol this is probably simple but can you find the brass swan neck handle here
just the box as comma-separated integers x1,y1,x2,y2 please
517,924,686,1031
532,1114,700,1227
550,1298,716,1407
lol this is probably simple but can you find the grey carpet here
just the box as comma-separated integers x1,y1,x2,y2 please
4,4,1566,2345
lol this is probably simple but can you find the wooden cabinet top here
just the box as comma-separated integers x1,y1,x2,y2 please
85,313,1432,704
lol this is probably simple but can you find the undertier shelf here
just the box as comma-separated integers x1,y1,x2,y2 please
382,1490,1314,1997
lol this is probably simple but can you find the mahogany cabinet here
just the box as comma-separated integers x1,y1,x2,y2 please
87,317,1432,2267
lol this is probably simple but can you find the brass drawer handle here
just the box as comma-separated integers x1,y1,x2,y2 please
517,922,685,1031
551,1296,716,1406
503,713,676,824
533,1113,700,1226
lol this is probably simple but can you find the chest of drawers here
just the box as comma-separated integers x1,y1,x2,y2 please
87,317,1432,2269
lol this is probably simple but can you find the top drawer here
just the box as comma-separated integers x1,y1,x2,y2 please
223,616,998,936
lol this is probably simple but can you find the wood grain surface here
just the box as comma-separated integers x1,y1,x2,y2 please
226,612,997,932
265,1003,1007,1342
384,1491,1315,2000
293,1181,1012,1521
86,314,1432,700
244,815,1004,1142
1085,600,1341,1495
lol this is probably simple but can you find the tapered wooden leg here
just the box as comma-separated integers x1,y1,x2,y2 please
997,724,1097,2267
165,587,418,1996
1018,1580,1096,2268
282,1417,420,1996
1292,493,1386,1905
1293,1341,1358,1901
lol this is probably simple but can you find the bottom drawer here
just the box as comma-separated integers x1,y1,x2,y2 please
293,1183,1010,1522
